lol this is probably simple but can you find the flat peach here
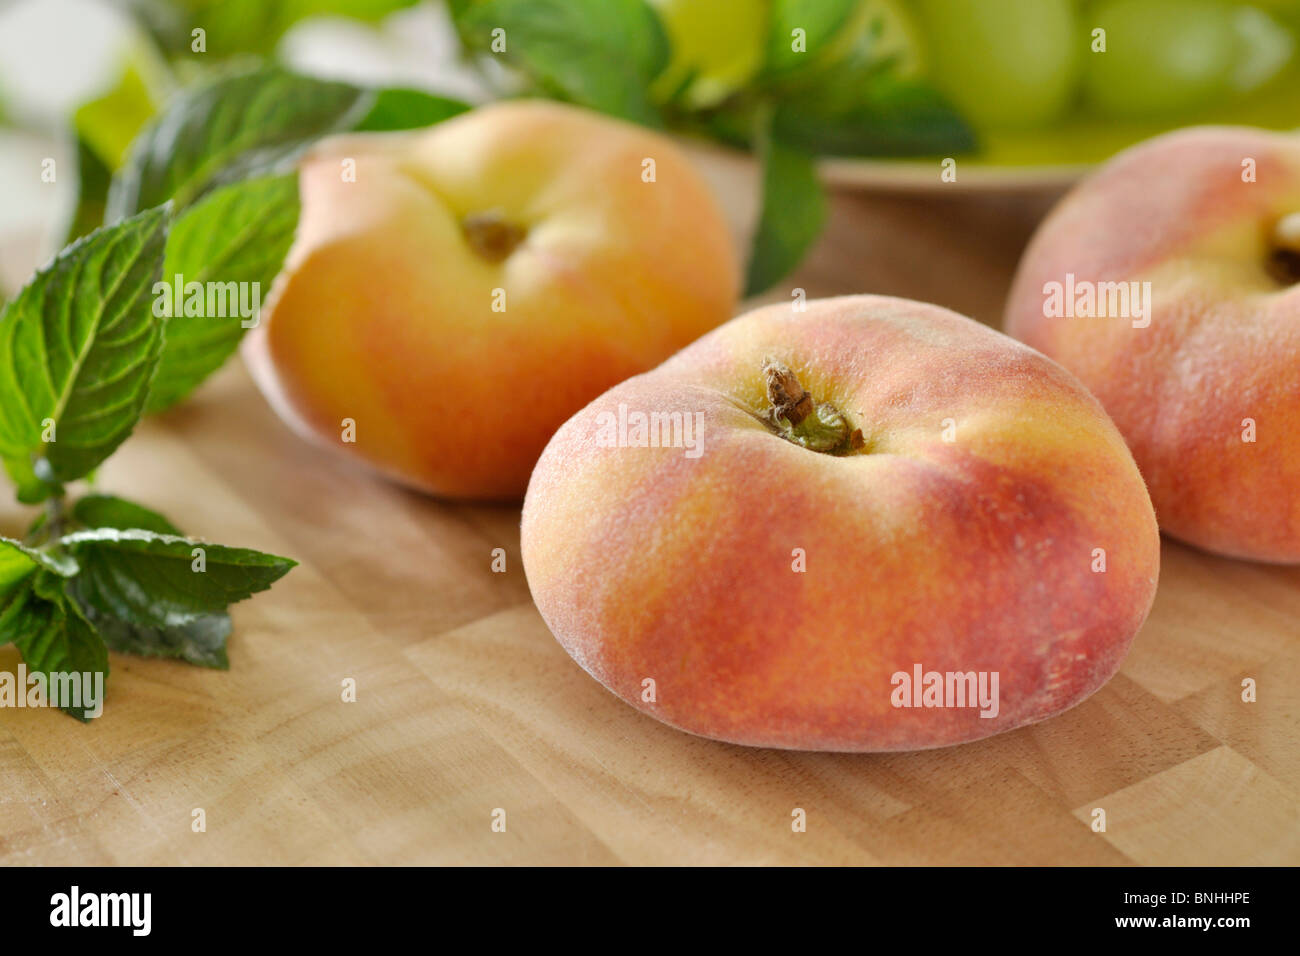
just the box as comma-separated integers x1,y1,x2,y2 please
523,295,1160,751
1005,126,1300,562
244,100,740,499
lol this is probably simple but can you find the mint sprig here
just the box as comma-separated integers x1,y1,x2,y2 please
1,63,480,718
0,191,298,718
0,64,481,717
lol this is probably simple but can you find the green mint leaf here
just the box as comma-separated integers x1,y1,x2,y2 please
353,88,471,132
0,537,42,599
60,528,296,627
0,575,108,722
71,493,182,535
0,206,169,502
65,137,113,246
107,67,367,220
81,605,232,670
745,135,826,296
763,0,859,79
756,1,976,158
63,501,235,669
107,68,474,223
146,174,300,413
773,75,977,157
0,537,78,582
457,0,670,126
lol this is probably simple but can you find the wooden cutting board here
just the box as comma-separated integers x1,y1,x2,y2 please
2,179,1298,866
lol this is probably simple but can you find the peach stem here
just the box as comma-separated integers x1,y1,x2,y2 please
463,209,526,262
763,361,815,427
761,360,865,454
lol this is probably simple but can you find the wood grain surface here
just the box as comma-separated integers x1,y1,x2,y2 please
1,171,1297,866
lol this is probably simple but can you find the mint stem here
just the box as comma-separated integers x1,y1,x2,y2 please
25,493,68,548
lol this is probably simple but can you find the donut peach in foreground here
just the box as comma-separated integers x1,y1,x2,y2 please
522,296,1160,751
1005,126,1300,562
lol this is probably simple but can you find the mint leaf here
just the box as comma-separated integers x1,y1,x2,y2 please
353,88,470,132
62,506,237,669
61,528,295,627
107,67,473,222
0,576,108,721
71,494,182,535
85,607,232,670
773,76,977,157
108,68,367,220
147,174,300,413
757,1,977,159
0,538,42,599
0,206,169,502
457,0,669,125
0,536,78,580
745,136,826,296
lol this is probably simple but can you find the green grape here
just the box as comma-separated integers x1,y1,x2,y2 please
916,0,1082,130
1228,4,1295,93
1083,0,1242,118
649,0,769,108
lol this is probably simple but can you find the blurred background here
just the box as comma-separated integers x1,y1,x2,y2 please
2,0,1298,312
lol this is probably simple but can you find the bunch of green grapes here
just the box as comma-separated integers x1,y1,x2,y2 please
647,0,929,106
646,0,1295,135
915,0,1296,128
1083,0,1296,118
